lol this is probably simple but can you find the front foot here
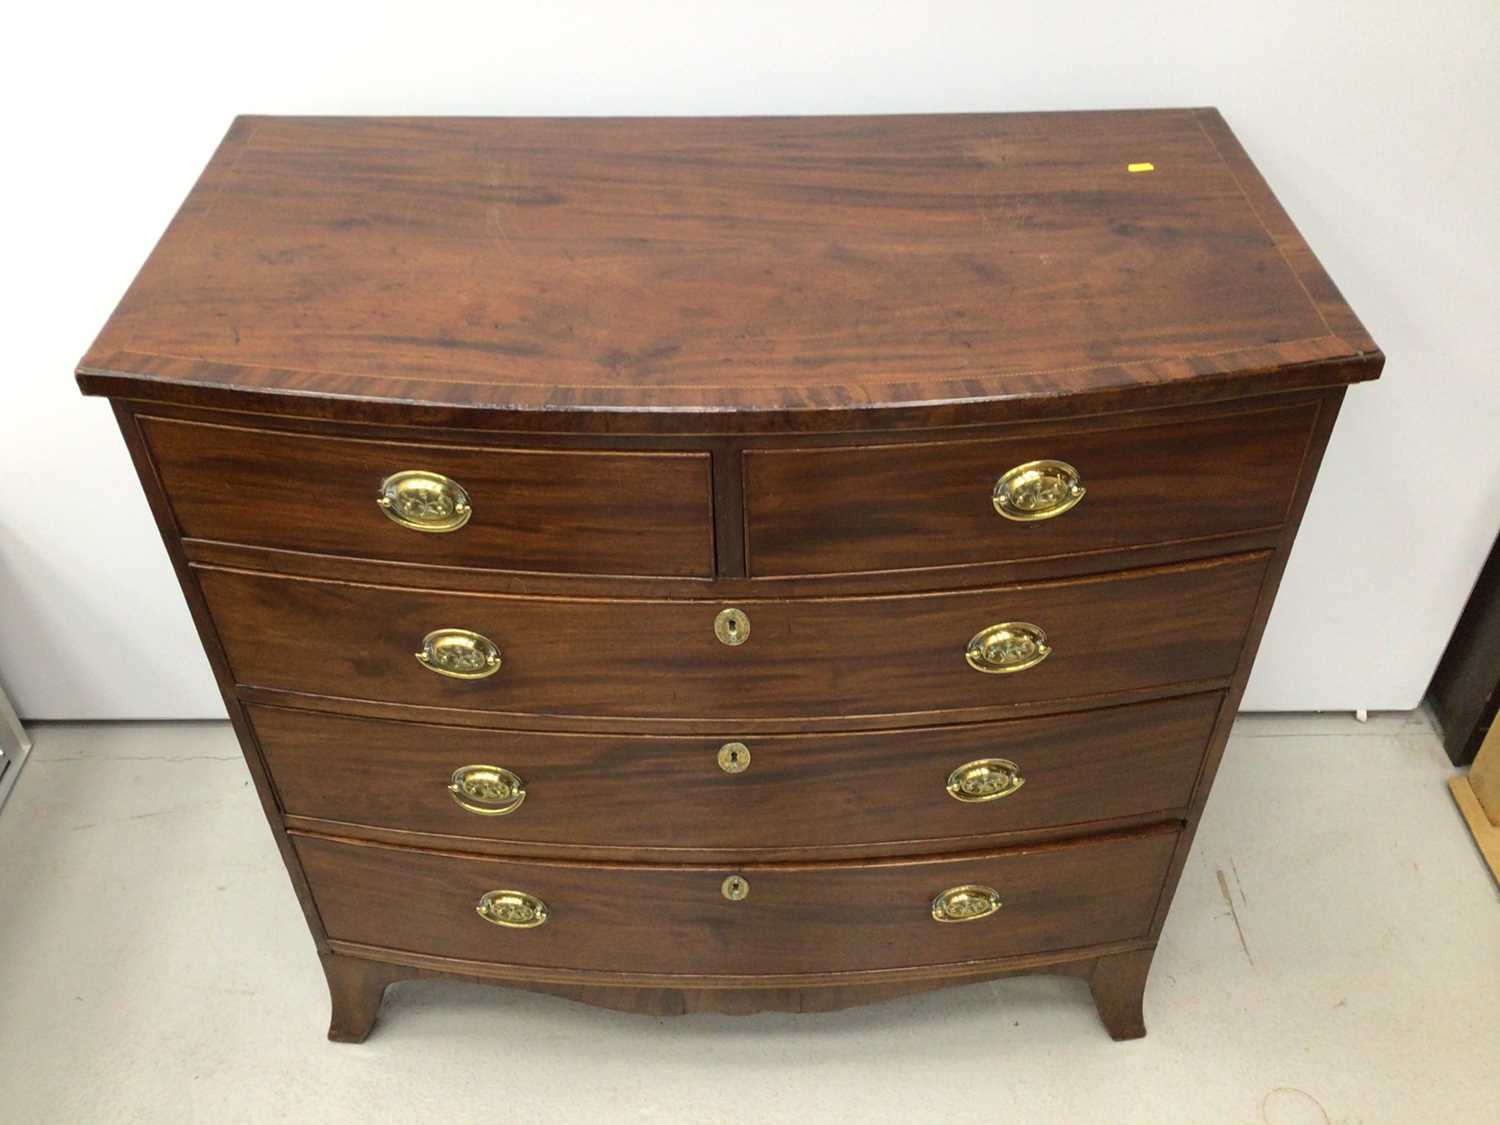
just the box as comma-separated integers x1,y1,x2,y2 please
321,953,409,1043
1088,948,1154,1040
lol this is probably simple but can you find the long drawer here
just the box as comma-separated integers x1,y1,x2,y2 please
200,553,1266,721
743,402,1317,576
294,827,1178,976
139,415,716,578
253,695,1219,852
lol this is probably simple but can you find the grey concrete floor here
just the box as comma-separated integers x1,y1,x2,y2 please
0,711,1495,1124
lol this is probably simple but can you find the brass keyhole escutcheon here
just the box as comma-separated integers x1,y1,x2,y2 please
714,608,750,646
721,875,750,901
717,742,751,774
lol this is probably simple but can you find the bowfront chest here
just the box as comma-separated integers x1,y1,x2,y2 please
78,110,1381,1040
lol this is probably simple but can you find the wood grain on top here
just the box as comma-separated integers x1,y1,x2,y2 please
78,110,1381,429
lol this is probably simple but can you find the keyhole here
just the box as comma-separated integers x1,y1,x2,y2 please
718,742,751,774
714,608,750,646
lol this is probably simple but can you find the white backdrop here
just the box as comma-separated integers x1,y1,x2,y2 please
2,1,1497,718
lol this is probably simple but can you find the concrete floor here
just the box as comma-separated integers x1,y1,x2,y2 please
0,711,1494,1124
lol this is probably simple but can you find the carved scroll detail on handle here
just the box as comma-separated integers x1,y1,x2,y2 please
992,460,1085,522
448,765,526,816
416,628,503,679
965,622,1051,674
946,758,1025,803
477,890,548,929
377,470,472,532
931,884,1003,923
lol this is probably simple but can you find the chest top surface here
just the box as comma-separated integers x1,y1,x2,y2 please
78,109,1380,430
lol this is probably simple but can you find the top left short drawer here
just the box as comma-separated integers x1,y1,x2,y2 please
138,416,716,578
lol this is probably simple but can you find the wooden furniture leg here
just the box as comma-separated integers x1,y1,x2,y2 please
322,954,409,1043
1088,948,1154,1040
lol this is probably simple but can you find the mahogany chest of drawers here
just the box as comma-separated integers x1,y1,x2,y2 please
78,110,1382,1041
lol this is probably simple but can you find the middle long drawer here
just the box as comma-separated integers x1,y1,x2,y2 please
251,694,1220,852
200,552,1266,721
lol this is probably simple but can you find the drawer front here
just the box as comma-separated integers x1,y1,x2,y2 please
294,828,1177,975
253,695,1219,851
743,403,1316,576
139,416,715,578
203,554,1265,720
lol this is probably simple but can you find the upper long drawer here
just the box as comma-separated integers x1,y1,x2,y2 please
138,416,715,578
199,553,1266,722
742,403,1316,577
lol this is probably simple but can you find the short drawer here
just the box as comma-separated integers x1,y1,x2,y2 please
294,827,1177,976
202,553,1265,721
138,415,715,577
253,695,1219,852
743,403,1316,576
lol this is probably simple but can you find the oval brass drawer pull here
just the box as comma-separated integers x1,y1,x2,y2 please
931,884,1003,924
992,459,1085,521
714,607,750,646
448,765,526,816
965,622,1050,674
476,889,548,929
946,758,1025,803
377,470,472,532
416,628,503,679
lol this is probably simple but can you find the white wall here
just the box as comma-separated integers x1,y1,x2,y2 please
2,1,1497,718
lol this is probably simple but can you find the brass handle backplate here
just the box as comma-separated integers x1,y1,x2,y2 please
992,459,1085,521
965,622,1050,674
946,758,1025,803
416,628,503,679
714,608,750,646
377,470,472,532
931,884,1003,923
476,889,548,929
448,765,526,816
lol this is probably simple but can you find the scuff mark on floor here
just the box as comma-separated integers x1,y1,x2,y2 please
1216,867,1254,965
1260,1086,1330,1125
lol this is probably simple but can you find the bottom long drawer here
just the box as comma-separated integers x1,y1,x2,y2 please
294,827,1178,977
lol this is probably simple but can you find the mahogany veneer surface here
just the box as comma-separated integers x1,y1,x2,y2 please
140,415,716,577
253,694,1220,854
78,110,1381,1041
200,554,1266,721
78,110,1379,431
293,828,1180,977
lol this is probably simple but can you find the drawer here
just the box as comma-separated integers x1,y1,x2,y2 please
294,827,1178,976
253,694,1220,852
202,553,1266,721
138,416,715,578
743,403,1316,576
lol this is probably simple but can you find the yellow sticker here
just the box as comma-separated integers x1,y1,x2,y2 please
1127,162,1155,173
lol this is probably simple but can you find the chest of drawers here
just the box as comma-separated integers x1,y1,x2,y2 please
78,110,1381,1041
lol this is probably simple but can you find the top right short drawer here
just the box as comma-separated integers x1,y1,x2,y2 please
743,402,1318,577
